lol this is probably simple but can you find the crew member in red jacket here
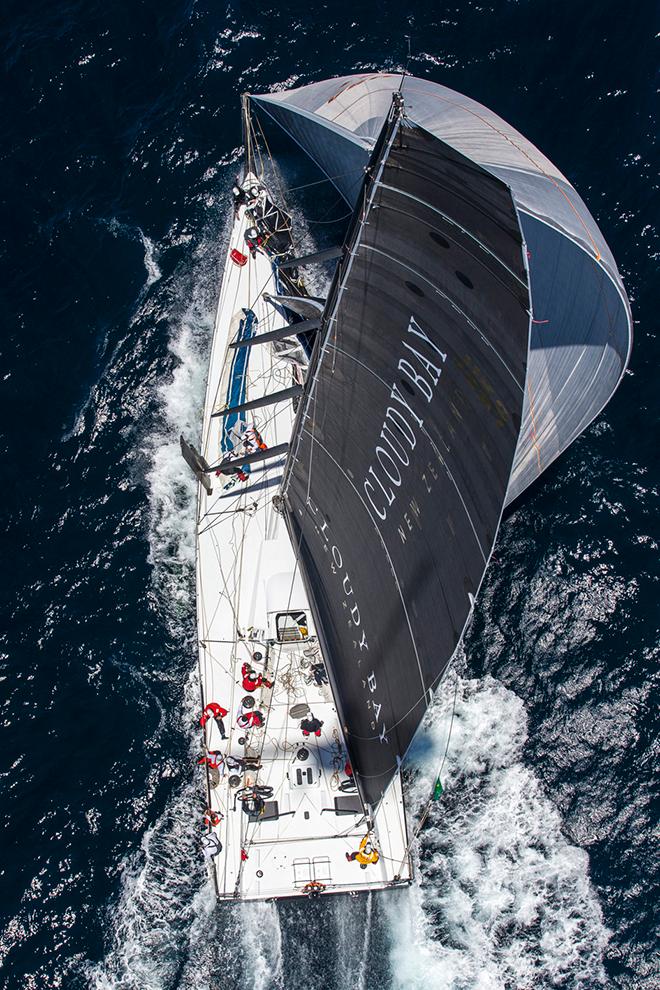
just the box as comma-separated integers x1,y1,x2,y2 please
241,662,273,693
199,702,229,739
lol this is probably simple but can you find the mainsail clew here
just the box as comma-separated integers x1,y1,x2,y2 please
281,108,531,809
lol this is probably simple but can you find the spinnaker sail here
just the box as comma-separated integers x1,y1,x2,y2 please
280,98,531,809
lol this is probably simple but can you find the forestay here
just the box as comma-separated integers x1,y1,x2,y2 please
281,102,531,809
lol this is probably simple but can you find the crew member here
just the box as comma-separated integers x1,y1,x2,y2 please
300,714,324,737
346,834,380,869
244,227,263,257
246,426,268,451
241,662,273,693
203,808,223,827
200,702,229,741
202,833,222,861
197,750,224,770
237,710,264,729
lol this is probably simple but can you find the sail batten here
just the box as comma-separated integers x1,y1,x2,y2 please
277,104,530,810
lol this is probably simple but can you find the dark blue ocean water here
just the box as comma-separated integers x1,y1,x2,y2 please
0,2,657,988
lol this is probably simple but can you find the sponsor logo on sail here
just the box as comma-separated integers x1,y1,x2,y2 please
363,315,446,522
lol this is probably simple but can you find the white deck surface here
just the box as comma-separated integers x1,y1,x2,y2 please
195,177,412,900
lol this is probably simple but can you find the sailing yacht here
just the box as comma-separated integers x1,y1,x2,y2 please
183,75,631,901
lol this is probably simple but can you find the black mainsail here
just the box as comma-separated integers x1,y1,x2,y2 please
281,97,531,810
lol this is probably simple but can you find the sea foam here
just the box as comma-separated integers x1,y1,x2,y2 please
386,673,609,990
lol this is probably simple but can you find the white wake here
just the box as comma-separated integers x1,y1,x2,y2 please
388,673,609,990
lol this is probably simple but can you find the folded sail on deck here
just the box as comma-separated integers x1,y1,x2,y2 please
280,103,531,809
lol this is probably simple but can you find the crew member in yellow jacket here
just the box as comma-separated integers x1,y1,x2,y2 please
346,834,379,869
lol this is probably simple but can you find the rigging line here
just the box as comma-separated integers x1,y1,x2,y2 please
199,376,289,881
199,177,344,885
248,107,265,180
200,638,269,646
242,662,288,855
197,489,260,669
394,673,460,877
306,209,353,225
280,168,367,195
243,638,339,857
198,414,272,870
242,95,252,177
203,438,285,556
243,514,320,847
200,465,284,529
229,336,305,864
238,650,295,858
254,110,290,214
199,523,239,633
241,371,337,853
253,166,349,311
401,35,412,87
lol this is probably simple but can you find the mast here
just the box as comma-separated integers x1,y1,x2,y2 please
241,92,253,178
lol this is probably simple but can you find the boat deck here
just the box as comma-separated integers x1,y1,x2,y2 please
195,177,412,900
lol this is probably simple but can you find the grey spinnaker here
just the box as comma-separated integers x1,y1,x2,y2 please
280,101,530,809
252,74,632,507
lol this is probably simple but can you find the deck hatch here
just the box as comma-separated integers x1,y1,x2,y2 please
333,795,363,815
246,800,280,822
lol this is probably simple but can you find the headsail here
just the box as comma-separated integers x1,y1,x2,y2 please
280,98,531,810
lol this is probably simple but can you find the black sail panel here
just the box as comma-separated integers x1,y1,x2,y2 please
283,115,530,810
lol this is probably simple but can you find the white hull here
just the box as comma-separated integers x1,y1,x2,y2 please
195,177,412,900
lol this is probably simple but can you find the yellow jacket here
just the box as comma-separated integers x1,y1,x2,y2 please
355,834,379,866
